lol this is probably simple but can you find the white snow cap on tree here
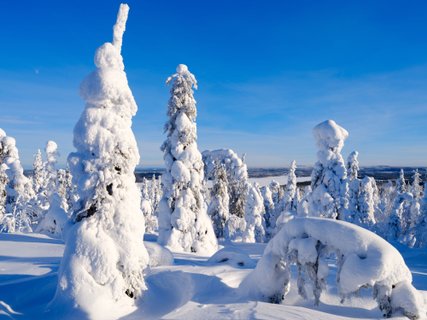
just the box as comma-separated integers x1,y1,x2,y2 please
308,120,349,219
158,64,217,255
53,4,149,319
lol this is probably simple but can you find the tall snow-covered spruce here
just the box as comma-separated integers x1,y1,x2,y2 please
53,4,148,319
158,64,217,255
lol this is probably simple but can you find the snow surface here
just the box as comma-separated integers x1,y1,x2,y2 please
0,232,425,319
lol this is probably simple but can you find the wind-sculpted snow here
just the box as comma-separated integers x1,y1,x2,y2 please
241,217,425,319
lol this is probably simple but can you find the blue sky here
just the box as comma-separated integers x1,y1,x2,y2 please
0,0,426,168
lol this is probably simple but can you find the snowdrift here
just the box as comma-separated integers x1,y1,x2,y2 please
241,217,425,319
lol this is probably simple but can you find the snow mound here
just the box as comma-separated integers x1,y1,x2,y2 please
208,247,255,268
241,217,425,319
145,241,174,267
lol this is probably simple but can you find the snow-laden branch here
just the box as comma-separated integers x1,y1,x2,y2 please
241,217,424,319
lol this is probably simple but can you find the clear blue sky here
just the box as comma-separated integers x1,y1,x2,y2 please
1,0,426,168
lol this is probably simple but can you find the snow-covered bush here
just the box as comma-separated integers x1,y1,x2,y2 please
158,64,217,255
208,247,255,268
308,120,349,219
0,130,35,233
241,217,424,319
144,241,174,267
53,5,149,318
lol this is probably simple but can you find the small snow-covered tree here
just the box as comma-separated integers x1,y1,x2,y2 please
387,192,413,243
208,162,230,239
396,169,407,194
0,131,35,232
57,166,75,212
308,120,349,219
32,149,45,195
37,141,68,236
141,177,157,234
260,185,274,236
277,160,298,215
410,169,423,201
202,149,249,240
54,5,149,316
243,183,265,243
158,64,217,255
355,176,378,228
346,151,359,181
297,185,311,217
0,166,6,222
414,183,427,248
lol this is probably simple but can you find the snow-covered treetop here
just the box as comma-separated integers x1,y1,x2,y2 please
45,140,58,165
167,64,198,90
202,149,249,183
347,151,359,181
112,3,129,53
313,120,349,153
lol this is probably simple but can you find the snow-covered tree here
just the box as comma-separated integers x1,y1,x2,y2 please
243,217,424,319
149,174,162,216
141,177,157,234
354,176,378,228
158,64,217,255
387,192,413,243
308,120,349,219
260,185,275,236
414,182,427,247
346,151,359,181
57,166,75,212
54,5,149,316
32,149,45,195
297,185,311,217
282,160,298,213
396,169,407,194
0,166,6,222
36,141,68,236
243,183,265,243
208,162,230,239
203,149,250,240
410,169,423,201
0,130,35,233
